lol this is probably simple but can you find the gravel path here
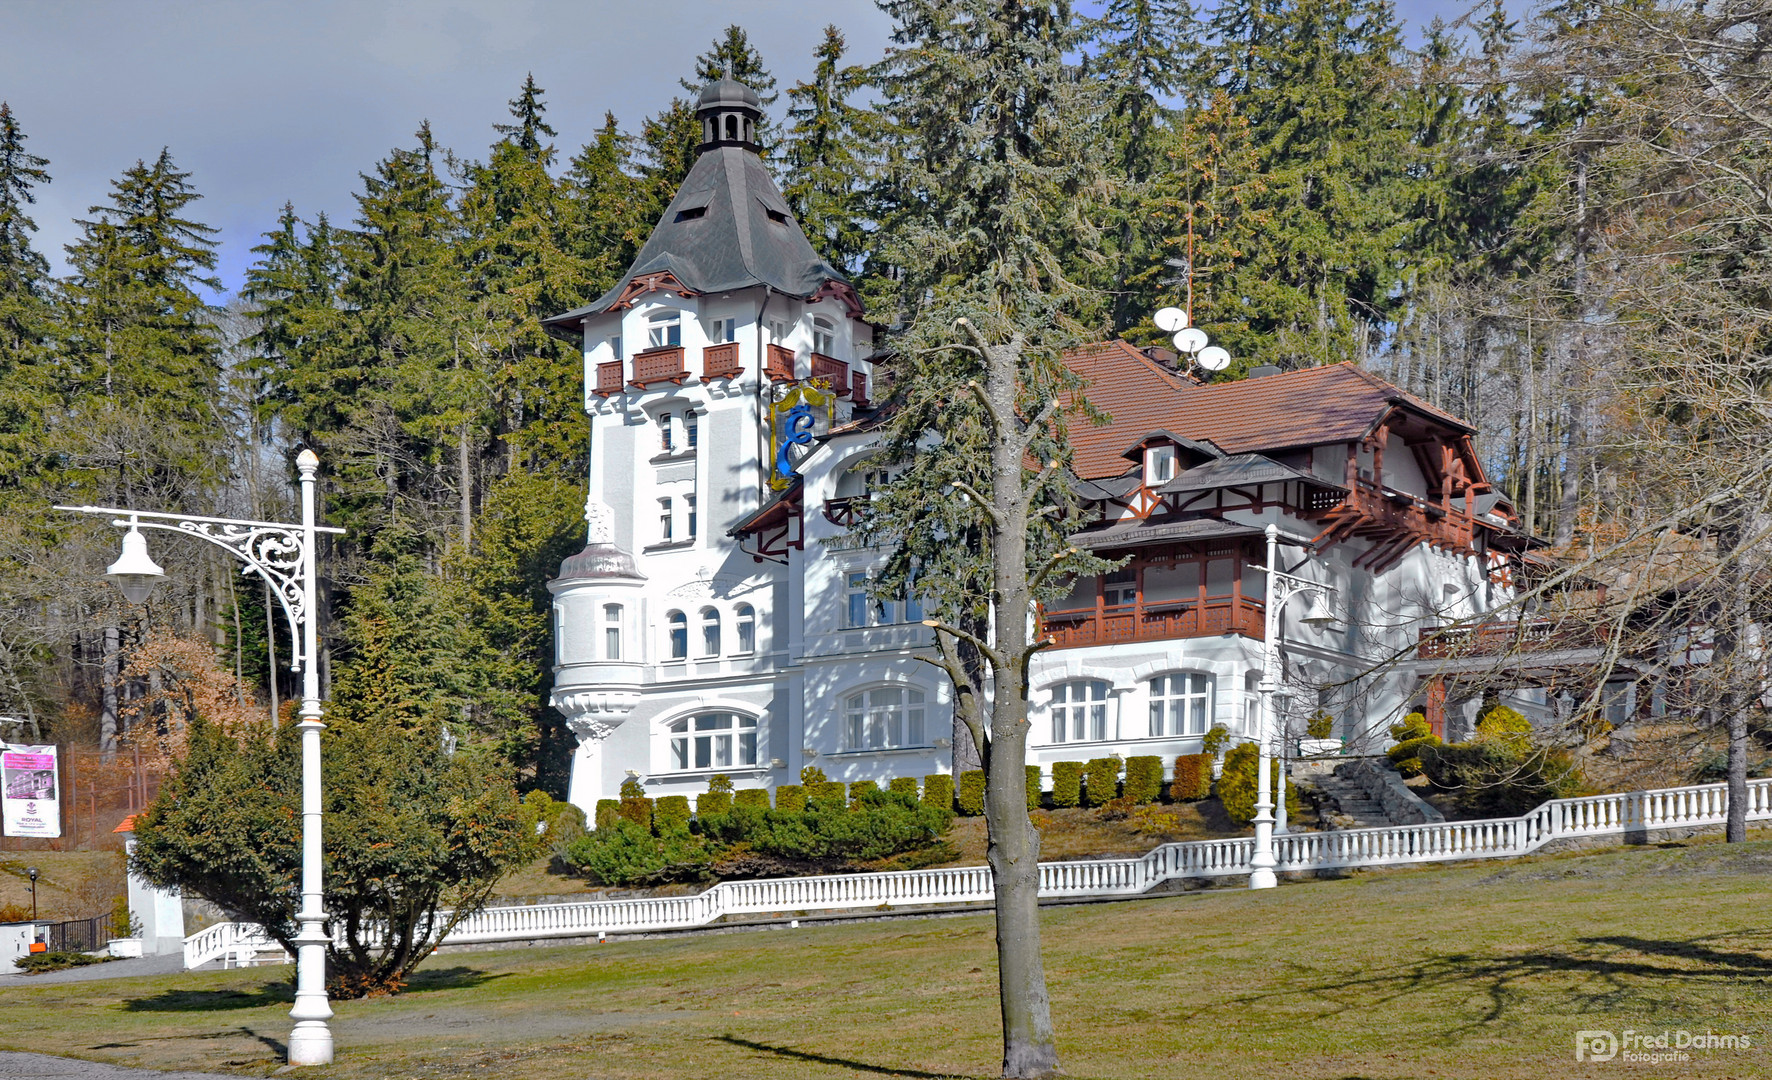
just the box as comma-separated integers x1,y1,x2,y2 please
0,1052,237,1080
0,953,185,985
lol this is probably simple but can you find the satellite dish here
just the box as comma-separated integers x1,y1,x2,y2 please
1154,306,1188,333
1173,328,1209,354
1197,345,1231,372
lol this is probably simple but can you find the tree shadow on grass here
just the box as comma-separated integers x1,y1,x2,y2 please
121,967,506,1012
1185,929,1772,1037
715,1035,979,1079
403,966,513,993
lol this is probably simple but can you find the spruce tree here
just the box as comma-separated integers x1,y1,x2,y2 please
782,25,877,272
562,112,646,294
0,102,54,491
242,205,347,439
680,24,779,106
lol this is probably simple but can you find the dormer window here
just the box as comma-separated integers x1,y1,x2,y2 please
812,316,836,355
1146,445,1177,485
647,310,681,349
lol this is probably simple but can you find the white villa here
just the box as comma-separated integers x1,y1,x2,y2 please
540,78,1541,816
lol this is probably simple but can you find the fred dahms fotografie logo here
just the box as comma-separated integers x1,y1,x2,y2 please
1576,1029,1752,1065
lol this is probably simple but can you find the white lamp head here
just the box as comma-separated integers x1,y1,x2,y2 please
105,524,165,605
1300,589,1337,628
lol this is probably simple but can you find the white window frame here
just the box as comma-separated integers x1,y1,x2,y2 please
667,712,759,772
734,604,756,655
811,315,837,355
686,494,698,540
1146,445,1177,485
659,411,674,452
1148,673,1213,737
842,686,928,750
659,497,673,543
1051,680,1109,743
699,606,721,657
706,316,737,344
666,610,687,660
647,309,682,349
603,603,622,660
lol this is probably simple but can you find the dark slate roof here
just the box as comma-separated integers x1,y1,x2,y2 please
1069,517,1266,552
554,541,644,582
1157,453,1345,496
542,144,850,330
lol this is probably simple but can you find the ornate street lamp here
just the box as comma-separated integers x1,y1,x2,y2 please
58,449,343,1065
1249,523,1337,890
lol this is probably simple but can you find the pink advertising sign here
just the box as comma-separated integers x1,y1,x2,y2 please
1,743,60,838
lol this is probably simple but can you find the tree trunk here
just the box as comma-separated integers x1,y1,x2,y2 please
1716,506,1751,842
458,422,473,550
100,623,121,759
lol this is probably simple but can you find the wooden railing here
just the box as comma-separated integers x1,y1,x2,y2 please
812,352,849,395
701,342,742,382
823,496,865,527
1041,597,1264,648
187,776,1772,967
594,360,624,397
629,346,688,388
852,372,870,407
1418,619,1603,660
765,344,796,381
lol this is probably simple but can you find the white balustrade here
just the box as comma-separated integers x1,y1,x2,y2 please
184,777,1772,969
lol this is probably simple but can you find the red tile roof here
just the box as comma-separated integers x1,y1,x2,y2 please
1064,346,1474,480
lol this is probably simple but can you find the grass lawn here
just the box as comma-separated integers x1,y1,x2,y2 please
4,838,1770,1079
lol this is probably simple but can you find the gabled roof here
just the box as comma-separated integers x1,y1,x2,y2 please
1157,453,1344,496
543,145,851,330
1070,517,1265,552
1118,430,1224,463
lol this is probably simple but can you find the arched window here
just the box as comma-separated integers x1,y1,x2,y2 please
700,607,721,657
668,712,758,770
603,603,622,660
734,604,756,654
811,315,836,355
667,611,687,659
843,687,927,750
1051,680,1108,743
1149,673,1212,737
647,309,681,349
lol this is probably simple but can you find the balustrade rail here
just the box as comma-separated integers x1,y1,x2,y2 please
1042,597,1264,648
629,347,688,388
185,777,1772,969
701,342,742,382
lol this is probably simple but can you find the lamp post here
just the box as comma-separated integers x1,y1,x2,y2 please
57,450,343,1065
1249,523,1336,890
25,867,37,922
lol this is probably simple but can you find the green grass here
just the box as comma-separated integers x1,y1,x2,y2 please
3,838,1770,1079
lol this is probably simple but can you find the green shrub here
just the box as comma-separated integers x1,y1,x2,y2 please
1476,705,1532,746
1387,734,1444,778
810,780,847,805
654,795,692,834
697,788,953,864
774,784,806,813
1201,723,1231,755
889,777,920,799
13,951,115,975
542,800,587,848
1027,765,1043,811
1390,712,1431,742
696,789,732,818
594,799,619,831
800,765,828,785
1306,710,1336,740
922,773,954,812
1124,756,1163,804
958,770,987,815
561,819,712,886
1098,794,1138,821
617,796,653,829
620,776,646,799
1169,754,1213,801
734,788,770,810
1051,761,1083,808
849,780,879,806
1082,757,1120,807
1419,739,1584,817
1215,743,1303,825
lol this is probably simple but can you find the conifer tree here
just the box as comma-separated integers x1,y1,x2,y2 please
0,102,55,491
242,205,346,439
782,26,876,272
562,112,646,293
681,24,779,107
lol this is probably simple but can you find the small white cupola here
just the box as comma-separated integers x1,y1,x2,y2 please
696,76,763,153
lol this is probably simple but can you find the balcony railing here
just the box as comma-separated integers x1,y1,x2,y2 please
823,496,865,527
765,344,796,381
812,353,850,395
702,342,743,382
629,346,688,388
1418,619,1603,660
594,360,624,397
1041,597,1264,649
851,371,869,407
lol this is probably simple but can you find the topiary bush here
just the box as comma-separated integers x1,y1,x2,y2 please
696,789,733,818
1387,734,1444,778
957,770,987,815
1082,757,1120,808
695,787,953,864
1476,705,1533,746
800,765,828,785
922,773,954,812
1124,756,1163,804
617,796,653,829
1215,743,1305,825
1306,710,1336,740
654,795,692,834
1051,761,1083,808
1169,754,1212,801
1201,723,1231,756
734,788,770,810
810,780,847,805
1391,712,1431,742
849,780,879,806
889,777,920,799
774,784,806,813
594,799,619,831
1027,765,1043,811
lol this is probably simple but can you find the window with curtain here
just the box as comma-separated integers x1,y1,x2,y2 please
667,611,687,659
1051,680,1109,742
842,687,927,750
700,607,720,657
1148,673,1213,736
667,713,758,770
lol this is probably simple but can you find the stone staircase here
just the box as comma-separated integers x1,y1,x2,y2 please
1309,766,1395,829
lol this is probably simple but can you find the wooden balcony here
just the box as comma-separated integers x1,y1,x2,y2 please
702,342,743,382
823,496,865,527
1041,597,1264,649
765,343,796,381
851,371,870,407
629,346,688,388
1417,619,1603,660
812,352,850,395
594,360,624,397
1315,478,1479,572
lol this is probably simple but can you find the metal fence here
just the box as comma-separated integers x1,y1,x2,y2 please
41,914,110,953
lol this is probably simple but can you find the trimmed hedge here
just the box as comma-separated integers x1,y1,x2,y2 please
1123,756,1163,804
889,777,920,799
958,770,987,816
617,796,653,829
594,799,619,831
1388,734,1444,778
849,780,880,806
1082,757,1120,808
1170,753,1212,801
1216,743,1304,825
810,780,847,805
734,788,770,810
1027,765,1043,811
774,784,806,813
923,773,954,812
654,795,692,833
696,790,733,817
1051,761,1083,808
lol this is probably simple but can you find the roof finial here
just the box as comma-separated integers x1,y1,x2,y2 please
723,59,734,79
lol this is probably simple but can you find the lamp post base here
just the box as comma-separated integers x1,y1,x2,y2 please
288,1021,334,1066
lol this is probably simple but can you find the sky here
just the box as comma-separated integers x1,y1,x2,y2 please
3,0,1485,301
